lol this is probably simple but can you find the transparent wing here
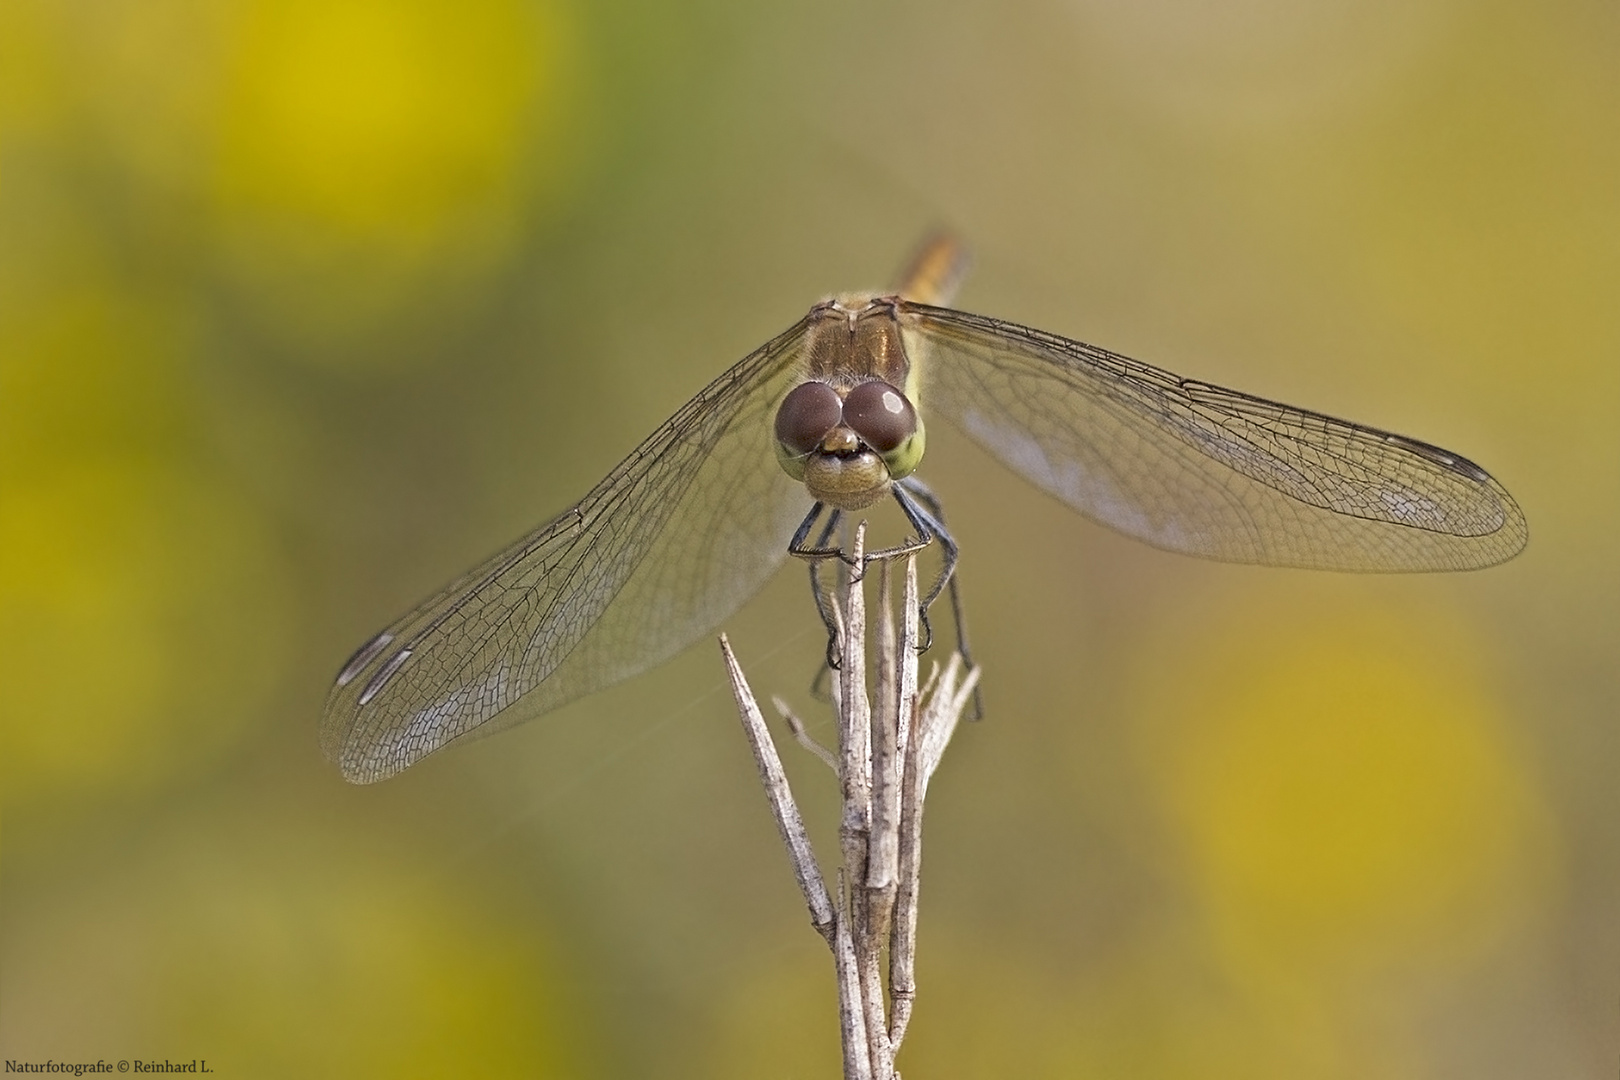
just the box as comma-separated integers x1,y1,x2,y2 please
906,304,1526,571
322,319,814,783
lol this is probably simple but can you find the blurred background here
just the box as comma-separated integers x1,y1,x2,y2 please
2,0,1616,1076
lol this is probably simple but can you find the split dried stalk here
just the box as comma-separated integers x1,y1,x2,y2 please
721,522,980,1079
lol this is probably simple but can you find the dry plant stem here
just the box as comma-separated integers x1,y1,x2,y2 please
721,522,978,1080
839,524,873,873
888,650,978,1051
838,526,895,1079
869,563,902,892
772,695,838,772
719,635,835,941
833,869,874,1080
919,653,978,783
885,559,923,1049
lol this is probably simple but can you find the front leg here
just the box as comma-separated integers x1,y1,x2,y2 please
789,502,846,670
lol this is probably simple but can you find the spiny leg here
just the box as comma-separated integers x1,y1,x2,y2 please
888,484,948,652
793,492,936,665
788,484,980,717
788,502,847,672
896,476,983,720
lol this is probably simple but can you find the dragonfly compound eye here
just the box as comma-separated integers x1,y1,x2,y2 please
776,382,844,455
841,381,916,453
774,381,845,481
843,380,924,480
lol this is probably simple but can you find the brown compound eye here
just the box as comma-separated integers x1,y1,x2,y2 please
774,381,844,456
841,380,917,453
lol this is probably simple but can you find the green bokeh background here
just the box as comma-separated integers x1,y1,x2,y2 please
3,1,1616,1076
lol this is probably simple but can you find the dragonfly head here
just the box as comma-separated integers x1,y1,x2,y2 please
774,378,925,511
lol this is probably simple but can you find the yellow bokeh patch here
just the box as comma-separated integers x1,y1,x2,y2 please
6,814,593,1075
0,0,69,139
206,0,586,357
0,275,188,467
1,273,292,804
0,462,293,804
214,0,566,242
1130,587,1555,975
155,844,581,1073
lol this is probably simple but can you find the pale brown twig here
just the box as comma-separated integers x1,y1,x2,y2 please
720,522,979,1078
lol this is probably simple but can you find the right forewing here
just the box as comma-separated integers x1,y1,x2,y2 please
908,305,1526,571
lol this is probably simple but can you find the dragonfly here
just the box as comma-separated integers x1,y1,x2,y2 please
322,236,1527,784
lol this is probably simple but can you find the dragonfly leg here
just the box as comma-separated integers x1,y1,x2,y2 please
788,502,848,671
788,500,856,565
895,476,983,720
886,483,951,651
788,485,982,720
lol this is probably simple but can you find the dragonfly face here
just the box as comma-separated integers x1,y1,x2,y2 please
773,297,926,512
322,236,1527,784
